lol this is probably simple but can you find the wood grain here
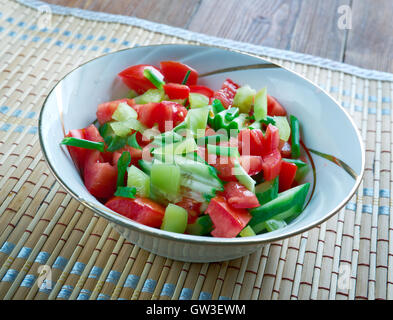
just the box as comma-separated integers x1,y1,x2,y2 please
188,0,350,61
41,0,393,72
344,0,393,72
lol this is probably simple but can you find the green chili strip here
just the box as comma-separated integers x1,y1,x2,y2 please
290,115,300,158
107,135,126,152
282,158,307,168
61,137,105,152
143,68,165,89
127,132,142,150
206,144,240,158
117,151,131,187
181,70,191,85
114,186,136,198
211,99,225,114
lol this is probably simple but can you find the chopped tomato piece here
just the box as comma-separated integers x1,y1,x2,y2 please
65,128,87,171
224,181,260,209
213,79,239,109
105,197,165,228
118,64,161,94
84,124,104,143
160,61,198,86
210,156,237,182
239,155,263,176
163,83,190,99
238,124,280,156
267,95,287,116
209,155,262,182
206,196,251,238
261,149,282,181
83,150,117,199
189,85,215,98
278,160,297,192
96,98,135,125
135,101,187,132
175,197,202,224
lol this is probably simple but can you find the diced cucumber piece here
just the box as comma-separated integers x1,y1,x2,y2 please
273,116,291,141
150,163,181,202
253,87,267,121
112,102,137,122
161,204,188,234
249,183,310,231
170,99,187,105
152,138,198,160
143,67,165,89
206,144,240,158
173,156,223,189
138,160,153,175
233,159,256,192
239,225,256,237
153,131,184,147
180,174,219,198
185,106,209,138
295,163,310,182
233,85,256,113
110,118,146,137
264,219,287,232
134,88,164,104
127,165,150,197
189,93,209,109
186,215,213,236
126,90,138,99
255,177,279,205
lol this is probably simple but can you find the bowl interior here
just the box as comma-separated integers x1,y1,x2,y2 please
39,44,364,244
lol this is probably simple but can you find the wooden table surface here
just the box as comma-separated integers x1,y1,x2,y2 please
43,0,393,73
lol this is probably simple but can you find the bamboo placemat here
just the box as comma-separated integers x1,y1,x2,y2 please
0,0,392,300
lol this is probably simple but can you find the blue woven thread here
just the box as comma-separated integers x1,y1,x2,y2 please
141,279,157,293
179,288,192,300
0,241,15,255
160,283,175,297
77,289,92,300
123,274,140,289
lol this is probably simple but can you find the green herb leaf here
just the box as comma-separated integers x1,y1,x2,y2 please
116,151,131,187
61,137,105,152
114,186,137,198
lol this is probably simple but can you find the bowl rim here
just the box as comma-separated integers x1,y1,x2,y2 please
38,43,365,246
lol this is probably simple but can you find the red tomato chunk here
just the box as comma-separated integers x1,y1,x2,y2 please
224,181,260,209
206,196,252,238
118,64,161,94
105,197,166,228
160,61,198,86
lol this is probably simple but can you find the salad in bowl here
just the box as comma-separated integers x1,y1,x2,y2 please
61,60,312,239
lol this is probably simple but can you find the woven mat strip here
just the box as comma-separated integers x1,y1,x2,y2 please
0,0,392,300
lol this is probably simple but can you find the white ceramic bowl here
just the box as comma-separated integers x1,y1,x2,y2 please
39,44,364,262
